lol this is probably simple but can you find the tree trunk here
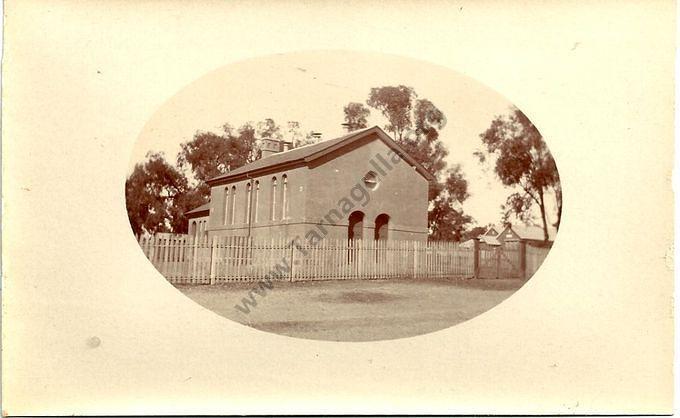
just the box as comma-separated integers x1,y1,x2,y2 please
538,188,549,242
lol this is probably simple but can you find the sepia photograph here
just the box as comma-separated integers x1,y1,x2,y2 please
3,1,673,415
127,51,561,341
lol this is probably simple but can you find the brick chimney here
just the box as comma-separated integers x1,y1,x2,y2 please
261,138,293,158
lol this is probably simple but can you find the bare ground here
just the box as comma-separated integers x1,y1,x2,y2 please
175,277,526,341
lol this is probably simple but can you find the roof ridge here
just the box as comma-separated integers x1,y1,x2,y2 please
272,126,375,157
205,126,435,184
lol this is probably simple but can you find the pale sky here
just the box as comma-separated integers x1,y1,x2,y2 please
130,51,558,228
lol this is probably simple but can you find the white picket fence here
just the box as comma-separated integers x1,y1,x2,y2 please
137,234,475,284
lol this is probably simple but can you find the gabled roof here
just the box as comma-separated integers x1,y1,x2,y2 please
480,235,501,246
484,225,499,236
461,235,501,247
185,202,210,217
506,225,557,241
206,126,436,186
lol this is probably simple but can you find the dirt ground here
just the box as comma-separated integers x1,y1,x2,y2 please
176,277,526,341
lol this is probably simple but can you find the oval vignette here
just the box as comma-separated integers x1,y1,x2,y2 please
126,51,561,342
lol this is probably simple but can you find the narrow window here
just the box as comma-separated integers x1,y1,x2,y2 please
281,174,288,220
191,221,197,239
254,180,260,223
223,187,230,225
245,182,252,223
230,186,237,225
271,177,278,221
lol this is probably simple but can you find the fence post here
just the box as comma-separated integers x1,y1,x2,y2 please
149,236,156,267
356,239,363,279
473,238,480,279
209,236,217,285
411,241,416,278
191,235,198,279
289,239,295,282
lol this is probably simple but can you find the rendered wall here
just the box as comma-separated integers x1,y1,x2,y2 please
206,165,310,239
304,136,429,242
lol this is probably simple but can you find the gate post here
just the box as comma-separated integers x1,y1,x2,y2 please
496,248,500,279
473,238,480,279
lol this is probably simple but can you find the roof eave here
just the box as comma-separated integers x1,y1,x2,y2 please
206,159,306,186
186,209,209,218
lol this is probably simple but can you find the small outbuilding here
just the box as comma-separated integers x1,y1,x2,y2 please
497,224,557,247
186,202,210,239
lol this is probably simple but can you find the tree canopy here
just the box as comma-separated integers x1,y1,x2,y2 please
367,85,416,141
358,85,473,240
476,107,561,240
125,152,204,236
128,119,321,235
176,123,259,198
343,102,370,132
427,165,471,241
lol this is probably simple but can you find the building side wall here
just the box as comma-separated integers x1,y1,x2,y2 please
206,165,310,239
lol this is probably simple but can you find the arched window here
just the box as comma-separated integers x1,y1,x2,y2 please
245,182,252,223
230,186,237,225
191,221,197,239
271,177,278,221
348,211,364,241
374,214,390,241
223,187,230,225
281,174,288,220
254,180,260,223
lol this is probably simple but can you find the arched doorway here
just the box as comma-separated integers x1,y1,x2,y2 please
347,211,364,264
374,214,390,263
348,211,364,241
374,214,389,241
